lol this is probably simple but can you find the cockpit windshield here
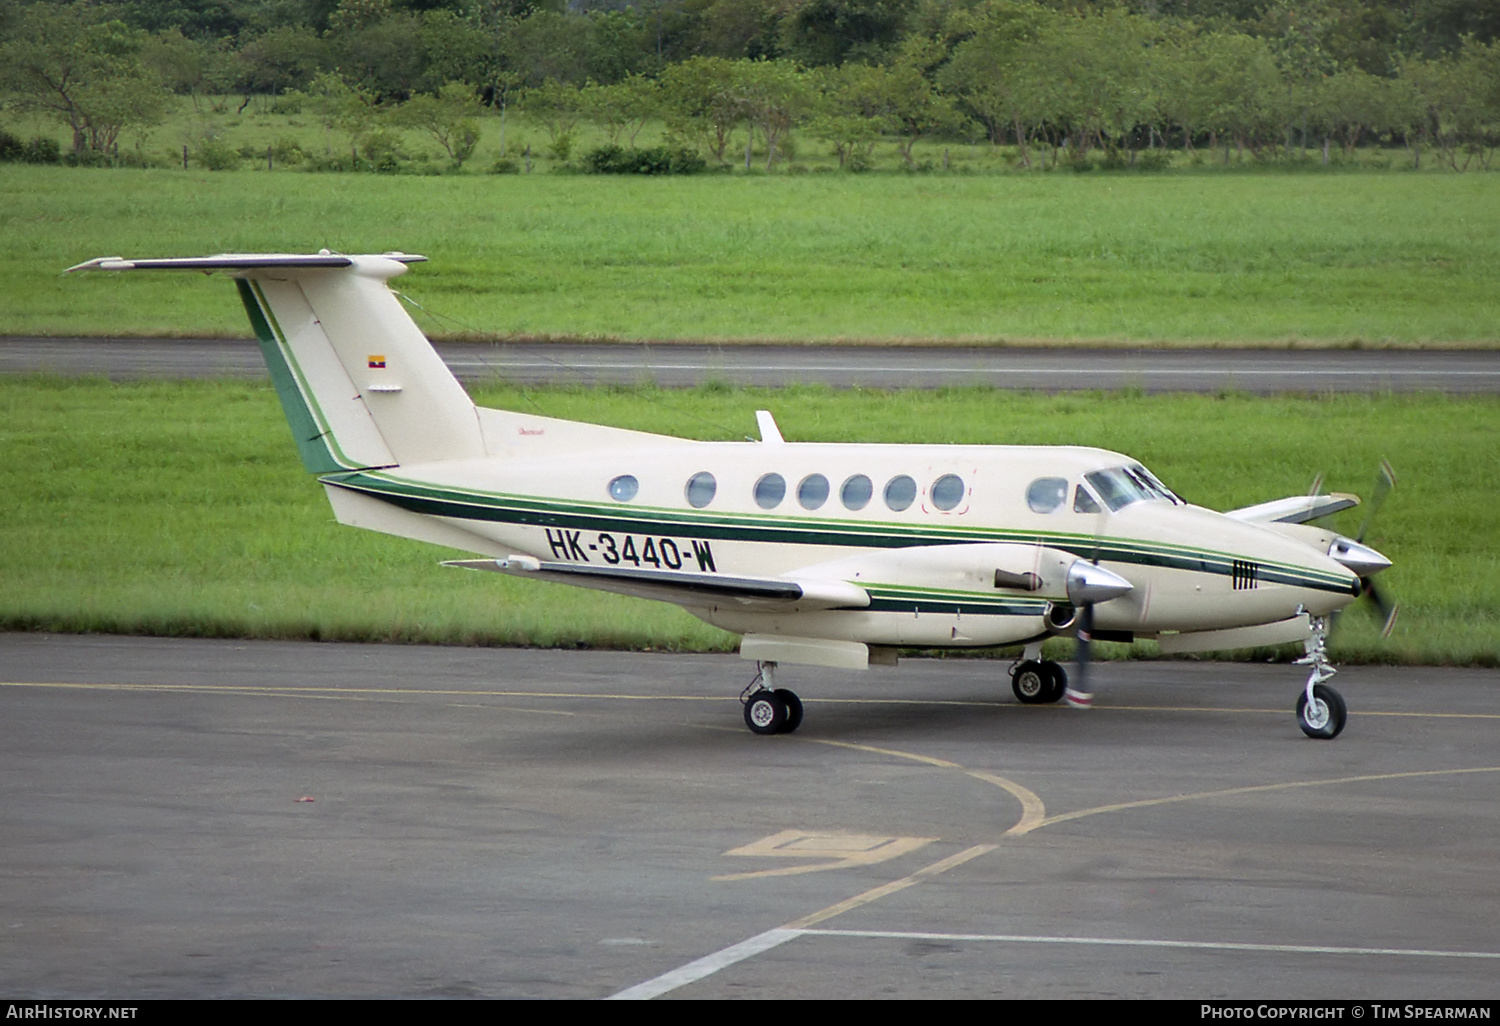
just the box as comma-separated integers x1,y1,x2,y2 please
1084,465,1181,511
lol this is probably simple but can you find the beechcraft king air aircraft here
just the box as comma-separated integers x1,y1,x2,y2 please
72,252,1397,739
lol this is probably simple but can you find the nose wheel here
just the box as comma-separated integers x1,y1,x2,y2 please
1297,683,1346,739
741,662,803,735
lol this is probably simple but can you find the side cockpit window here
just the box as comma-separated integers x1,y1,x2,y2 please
1073,484,1102,513
1026,477,1069,514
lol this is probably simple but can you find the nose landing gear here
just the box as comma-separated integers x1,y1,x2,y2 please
1294,616,1347,739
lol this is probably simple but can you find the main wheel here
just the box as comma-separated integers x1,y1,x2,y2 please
1011,661,1050,704
744,690,787,735
1041,661,1068,704
774,689,803,733
1296,683,1347,739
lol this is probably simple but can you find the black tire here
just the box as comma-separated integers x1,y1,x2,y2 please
774,689,803,734
1041,661,1068,704
1012,661,1050,704
744,690,787,735
1296,684,1347,739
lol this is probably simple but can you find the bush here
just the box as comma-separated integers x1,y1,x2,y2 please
270,136,306,167
547,131,574,162
582,145,707,175
1135,150,1172,172
0,130,59,164
489,158,520,174
195,137,241,170
360,130,409,173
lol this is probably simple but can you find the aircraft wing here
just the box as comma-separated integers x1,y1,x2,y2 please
1223,493,1359,525
444,557,870,610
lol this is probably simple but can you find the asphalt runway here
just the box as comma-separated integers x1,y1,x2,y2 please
4,633,1497,999
4,337,1499,393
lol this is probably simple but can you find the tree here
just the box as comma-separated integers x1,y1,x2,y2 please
729,59,811,169
824,57,962,167
778,0,915,67
660,55,746,163
0,4,169,156
580,75,660,146
938,1,1058,167
519,79,584,158
236,24,331,95
301,70,382,161
396,80,483,163
142,29,240,111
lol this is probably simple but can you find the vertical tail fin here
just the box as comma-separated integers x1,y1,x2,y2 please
71,253,485,471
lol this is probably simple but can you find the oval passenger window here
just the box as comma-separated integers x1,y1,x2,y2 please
884,475,917,512
753,473,786,510
685,471,716,509
798,474,830,510
931,474,965,511
608,474,639,502
841,474,873,510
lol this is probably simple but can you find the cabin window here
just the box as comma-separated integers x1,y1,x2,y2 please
608,474,639,502
753,473,785,509
841,474,873,511
1073,484,1102,513
685,471,717,508
931,474,966,511
798,473,830,510
1026,477,1068,514
884,475,917,511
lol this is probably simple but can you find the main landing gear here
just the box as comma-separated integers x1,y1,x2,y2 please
741,661,803,735
1294,615,1347,739
1009,650,1068,705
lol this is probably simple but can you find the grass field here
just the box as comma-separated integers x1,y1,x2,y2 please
2,376,1494,666
4,165,1498,345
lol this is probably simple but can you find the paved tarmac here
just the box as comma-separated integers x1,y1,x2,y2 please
3,633,1497,999
4,337,1498,393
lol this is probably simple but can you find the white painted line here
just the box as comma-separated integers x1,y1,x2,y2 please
800,928,1500,960
455,360,1500,377
606,922,1500,1001
605,927,804,1000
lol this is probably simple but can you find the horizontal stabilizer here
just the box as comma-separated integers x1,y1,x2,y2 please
67,253,424,273
1224,493,1359,525
445,557,869,611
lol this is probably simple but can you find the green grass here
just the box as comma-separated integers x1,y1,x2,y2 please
2,377,1495,666
4,165,1498,345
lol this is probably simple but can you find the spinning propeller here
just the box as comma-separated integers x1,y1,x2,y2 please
1345,460,1399,637
1063,526,1133,708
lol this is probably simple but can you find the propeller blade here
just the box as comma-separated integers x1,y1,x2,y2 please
1066,603,1095,707
1356,459,1395,544
1363,578,1400,638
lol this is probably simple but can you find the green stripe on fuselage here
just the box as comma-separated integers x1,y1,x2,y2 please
322,472,1357,598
